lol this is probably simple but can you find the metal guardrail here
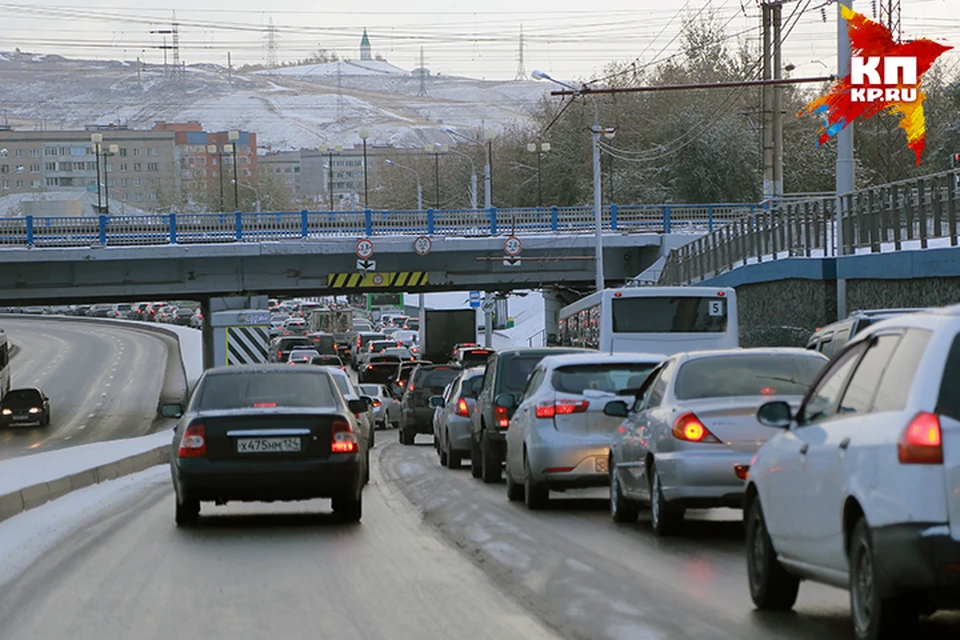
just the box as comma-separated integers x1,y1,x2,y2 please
0,204,756,249
658,169,960,286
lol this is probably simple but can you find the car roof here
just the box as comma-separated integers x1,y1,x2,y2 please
673,347,829,363
204,363,333,376
537,352,667,369
494,347,591,357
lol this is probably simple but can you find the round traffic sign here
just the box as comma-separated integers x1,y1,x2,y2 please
414,235,432,256
504,235,522,257
355,238,375,259
372,273,385,286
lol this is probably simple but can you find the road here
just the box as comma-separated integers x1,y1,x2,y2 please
0,317,185,461
1,433,958,640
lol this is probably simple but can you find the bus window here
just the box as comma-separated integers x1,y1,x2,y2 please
611,296,727,333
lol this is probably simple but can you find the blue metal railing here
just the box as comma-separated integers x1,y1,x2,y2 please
0,203,754,250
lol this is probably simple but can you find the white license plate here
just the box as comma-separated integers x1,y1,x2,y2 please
13,416,29,421
236,437,301,453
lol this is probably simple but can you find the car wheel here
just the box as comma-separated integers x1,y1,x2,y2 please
610,463,640,523
446,432,461,470
391,420,400,430
849,519,918,640
333,493,362,524
480,430,502,483
364,451,370,485
470,435,483,479
523,454,549,510
439,434,449,467
649,463,683,536
746,498,799,610
175,496,200,527
505,458,524,501
400,429,415,445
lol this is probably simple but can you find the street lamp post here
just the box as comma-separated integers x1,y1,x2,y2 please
103,144,119,215
359,130,370,208
91,133,103,213
446,147,478,210
533,70,606,292
207,144,224,213
526,141,551,208
441,127,496,210
228,130,240,211
384,159,422,210
233,179,261,212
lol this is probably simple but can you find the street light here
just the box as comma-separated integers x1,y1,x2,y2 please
384,159,422,210
526,141,551,208
359,129,370,208
425,143,447,209
207,144,224,212
91,133,103,213
533,69,606,292
446,147,478,210
103,144,119,215
232,179,261,212
228,130,240,211
441,127,495,210
319,144,343,211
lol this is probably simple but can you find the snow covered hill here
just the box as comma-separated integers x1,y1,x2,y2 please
0,51,550,150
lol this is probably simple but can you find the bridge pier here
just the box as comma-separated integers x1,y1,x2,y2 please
542,288,564,347
203,296,270,370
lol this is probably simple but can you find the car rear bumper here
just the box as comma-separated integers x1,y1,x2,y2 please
405,407,435,433
528,438,610,487
446,416,473,451
872,523,960,605
655,449,750,508
173,455,362,502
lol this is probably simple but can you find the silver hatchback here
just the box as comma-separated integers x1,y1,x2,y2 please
606,348,828,536
504,353,666,510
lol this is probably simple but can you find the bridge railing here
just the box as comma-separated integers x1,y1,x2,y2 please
0,203,753,249
657,169,960,286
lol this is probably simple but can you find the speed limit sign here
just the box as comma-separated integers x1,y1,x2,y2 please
414,236,432,256
503,235,522,257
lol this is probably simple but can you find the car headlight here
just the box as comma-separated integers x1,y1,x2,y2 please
1,408,11,415
28,407,40,414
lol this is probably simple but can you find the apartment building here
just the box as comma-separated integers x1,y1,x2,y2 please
259,150,301,194
0,125,177,211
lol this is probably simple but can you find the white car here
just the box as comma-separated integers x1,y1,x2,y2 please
746,307,960,640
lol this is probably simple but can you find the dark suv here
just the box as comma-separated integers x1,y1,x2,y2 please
470,347,587,482
269,336,312,363
806,308,924,358
351,332,387,369
399,363,461,445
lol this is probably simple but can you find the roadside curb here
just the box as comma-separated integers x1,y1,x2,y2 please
0,445,170,523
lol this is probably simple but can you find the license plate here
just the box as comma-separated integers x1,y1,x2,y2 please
595,457,609,473
236,437,301,453
13,416,29,421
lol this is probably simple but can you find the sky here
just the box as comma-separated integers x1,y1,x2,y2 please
0,0,957,82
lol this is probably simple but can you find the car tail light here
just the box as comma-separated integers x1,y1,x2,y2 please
494,405,509,428
177,424,206,457
277,351,283,360
534,398,589,419
331,420,358,454
671,412,721,443
456,398,470,417
898,412,943,464
372,400,382,407
368,365,374,370
734,464,750,480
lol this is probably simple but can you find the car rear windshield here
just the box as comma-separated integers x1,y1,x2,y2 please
311,335,335,348
197,371,336,410
674,354,826,400
418,367,460,389
278,338,310,350
505,356,548,392
3,389,42,406
612,296,727,333
461,374,485,398
360,385,381,396
552,363,659,395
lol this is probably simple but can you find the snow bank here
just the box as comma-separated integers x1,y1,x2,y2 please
0,431,170,497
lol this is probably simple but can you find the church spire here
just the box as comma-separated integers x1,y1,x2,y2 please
360,28,372,61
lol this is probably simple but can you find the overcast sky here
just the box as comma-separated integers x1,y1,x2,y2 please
0,0,956,82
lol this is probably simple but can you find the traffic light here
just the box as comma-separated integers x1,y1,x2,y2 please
953,153,960,169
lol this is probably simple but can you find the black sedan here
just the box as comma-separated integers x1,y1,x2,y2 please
1,388,51,427
165,365,368,527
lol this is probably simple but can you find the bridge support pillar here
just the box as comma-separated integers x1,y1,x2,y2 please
202,296,270,370
201,299,214,371
542,287,564,347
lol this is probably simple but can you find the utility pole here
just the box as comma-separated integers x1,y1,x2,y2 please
417,47,427,97
836,0,855,320
514,25,526,81
761,1,784,207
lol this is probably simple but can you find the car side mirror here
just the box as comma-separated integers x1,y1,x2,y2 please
429,395,445,408
361,396,374,409
603,400,629,418
347,399,367,414
494,393,516,410
757,401,793,429
160,403,183,418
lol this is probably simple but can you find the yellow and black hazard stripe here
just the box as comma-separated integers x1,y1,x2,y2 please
327,271,429,289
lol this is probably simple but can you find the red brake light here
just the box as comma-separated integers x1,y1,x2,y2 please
177,424,206,457
734,464,750,480
671,412,720,443
331,420,358,454
456,398,470,417
535,398,589,419
494,405,509,428
372,400,382,407
898,412,943,464
717,291,725,296
277,351,283,359
367,365,374,370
